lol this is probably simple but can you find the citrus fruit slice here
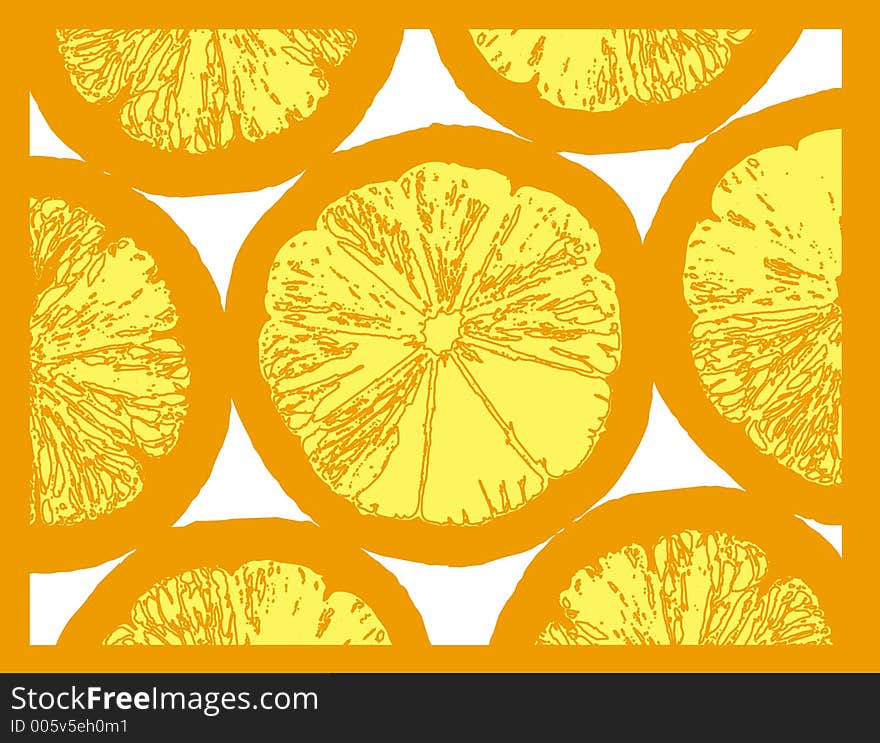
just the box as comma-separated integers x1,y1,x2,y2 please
226,126,650,566
27,157,228,571
646,90,842,521
60,519,428,647
432,29,799,154
31,28,402,195
492,488,840,648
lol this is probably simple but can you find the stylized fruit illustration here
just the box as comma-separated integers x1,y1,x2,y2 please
27,158,228,571
226,126,650,565
492,488,840,647
647,91,842,521
432,29,799,153
31,28,402,195
60,520,428,647
471,29,754,112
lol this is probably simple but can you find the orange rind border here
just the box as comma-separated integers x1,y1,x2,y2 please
492,488,846,648
431,28,801,154
225,124,652,567
26,158,231,573
59,519,430,649
29,28,403,196
2,5,873,673
646,90,845,524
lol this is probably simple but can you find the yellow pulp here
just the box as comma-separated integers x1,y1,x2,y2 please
57,29,358,153
469,29,751,112
260,162,621,526
105,560,390,645
539,529,831,645
29,196,189,526
684,130,842,485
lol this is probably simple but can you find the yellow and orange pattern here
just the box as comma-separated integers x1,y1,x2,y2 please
22,24,854,669
470,29,751,112
29,195,189,526
57,29,358,153
540,529,831,646
105,560,390,646
683,129,841,485
259,161,621,526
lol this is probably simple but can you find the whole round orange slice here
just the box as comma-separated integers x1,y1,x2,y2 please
31,28,402,195
492,487,841,648
646,90,841,521
27,158,229,571
432,29,799,154
226,126,651,565
60,519,428,647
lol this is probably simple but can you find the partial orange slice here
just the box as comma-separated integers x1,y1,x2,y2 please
647,90,842,521
432,29,799,153
60,520,428,647
226,126,651,565
27,158,228,571
492,488,840,648
31,28,402,195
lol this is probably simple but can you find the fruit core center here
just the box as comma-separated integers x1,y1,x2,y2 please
422,311,463,355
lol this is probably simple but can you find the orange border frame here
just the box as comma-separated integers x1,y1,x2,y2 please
2,5,874,674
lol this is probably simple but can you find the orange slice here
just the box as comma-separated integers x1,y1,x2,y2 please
31,28,402,195
432,29,799,153
27,158,228,571
646,90,842,521
60,519,428,647
226,126,651,565
492,488,841,647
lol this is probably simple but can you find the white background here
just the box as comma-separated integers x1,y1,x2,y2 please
29,29,842,645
